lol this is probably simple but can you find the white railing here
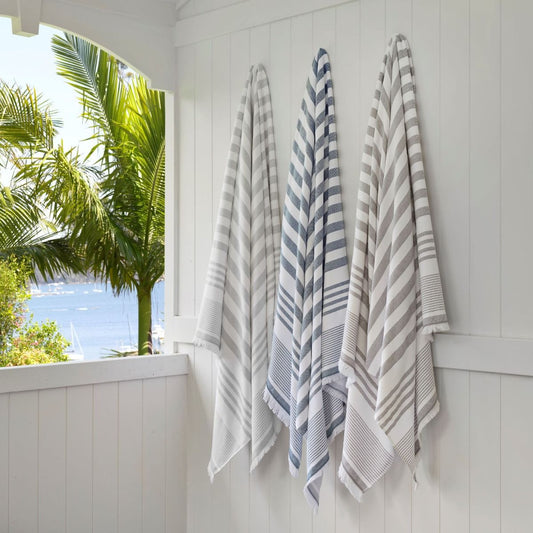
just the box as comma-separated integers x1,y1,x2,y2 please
0,354,188,533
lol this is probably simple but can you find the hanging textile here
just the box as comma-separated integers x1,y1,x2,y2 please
194,64,281,480
338,34,449,501
264,48,349,510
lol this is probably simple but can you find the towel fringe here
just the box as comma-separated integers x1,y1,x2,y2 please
263,388,290,428
337,464,364,503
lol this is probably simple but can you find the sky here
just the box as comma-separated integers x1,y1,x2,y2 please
0,16,91,164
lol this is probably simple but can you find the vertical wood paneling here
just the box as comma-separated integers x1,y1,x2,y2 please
228,28,251,533
469,0,501,336
438,369,469,533
335,437,360,533
0,394,8,533
176,1,533,533
312,7,335,54
359,478,385,533
501,0,533,338
384,459,411,533
93,382,119,533
191,37,215,533
469,372,500,533
210,32,232,533
268,430,291,533
9,391,38,533
2,375,184,533
359,0,386,146
334,1,360,262
438,0,470,333
38,388,67,533
166,376,187,533
66,385,93,533
143,377,167,533
176,41,201,533
118,380,143,533
501,374,533,533
412,414,440,533
269,17,291,207
385,0,412,39
250,24,270,68
194,39,214,314
177,44,196,319
165,89,179,336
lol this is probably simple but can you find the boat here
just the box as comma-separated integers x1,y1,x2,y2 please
66,322,84,361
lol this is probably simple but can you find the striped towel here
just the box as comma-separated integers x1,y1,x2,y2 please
264,49,349,511
338,34,449,501
194,64,282,480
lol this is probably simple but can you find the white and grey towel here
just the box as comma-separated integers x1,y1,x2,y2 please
194,64,281,480
264,49,349,511
338,34,449,501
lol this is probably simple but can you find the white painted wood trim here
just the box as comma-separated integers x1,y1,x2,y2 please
168,317,533,378
433,334,533,377
0,354,189,394
173,0,353,46
167,315,197,344
12,0,42,36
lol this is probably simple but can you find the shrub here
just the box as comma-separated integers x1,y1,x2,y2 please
0,257,70,366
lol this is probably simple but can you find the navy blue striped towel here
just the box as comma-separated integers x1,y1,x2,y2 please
264,49,349,511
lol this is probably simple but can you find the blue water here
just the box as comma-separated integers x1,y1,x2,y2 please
27,281,165,360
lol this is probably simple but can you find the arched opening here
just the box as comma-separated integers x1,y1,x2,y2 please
0,8,176,361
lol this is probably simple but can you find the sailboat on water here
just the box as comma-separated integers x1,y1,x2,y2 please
66,322,84,361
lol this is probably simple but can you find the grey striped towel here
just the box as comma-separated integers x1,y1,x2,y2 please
194,64,282,480
338,34,449,501
264,49,349,511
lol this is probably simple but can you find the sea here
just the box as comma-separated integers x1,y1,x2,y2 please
26,280,165,361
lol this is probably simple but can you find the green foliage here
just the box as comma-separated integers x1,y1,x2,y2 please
0,34,165,355
0,256,30,354
47,34,164,354
0,83,83,281
2,320,69,367
0,257,70,367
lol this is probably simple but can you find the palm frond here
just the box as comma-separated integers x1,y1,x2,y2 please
0,186,82,280
0,82,60,156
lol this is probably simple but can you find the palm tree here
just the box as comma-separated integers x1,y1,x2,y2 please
0,83,82,280
16,33,165,355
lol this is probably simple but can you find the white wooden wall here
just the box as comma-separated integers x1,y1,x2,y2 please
0,355,188,533
169,0,533,532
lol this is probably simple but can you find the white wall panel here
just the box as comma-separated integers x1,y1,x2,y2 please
438,369,469,533
66,385,93,533
469,0,501,336
172,0,533,531
469,372,500,533
142,378,167,533
93,382,119,533
118,380,143,533
501,375,533,533
9,391,39,533
210,32,233,533
38,388,67,533
0,394,9,533
0,360,187,533
438,0,470,334
501,0,533,338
